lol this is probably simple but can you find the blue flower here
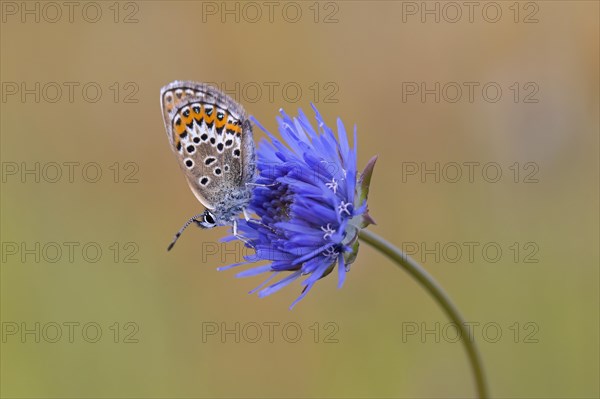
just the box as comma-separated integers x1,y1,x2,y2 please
219,105,377,308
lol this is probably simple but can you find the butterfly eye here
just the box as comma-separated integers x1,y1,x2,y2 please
204,212,215,225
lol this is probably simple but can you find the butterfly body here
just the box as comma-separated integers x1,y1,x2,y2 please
160,81,256,244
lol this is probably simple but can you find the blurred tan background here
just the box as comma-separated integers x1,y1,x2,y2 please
1,1,598,398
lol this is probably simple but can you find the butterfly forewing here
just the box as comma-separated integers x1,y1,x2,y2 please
160,81,250,209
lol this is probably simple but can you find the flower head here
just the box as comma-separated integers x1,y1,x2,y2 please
220,105,376,308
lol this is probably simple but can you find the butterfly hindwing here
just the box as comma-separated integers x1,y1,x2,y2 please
160,81,249,209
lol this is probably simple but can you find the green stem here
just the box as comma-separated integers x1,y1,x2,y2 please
359,229,489,398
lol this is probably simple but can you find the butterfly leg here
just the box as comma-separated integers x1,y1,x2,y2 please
233,219,255,249
246,182,278,188
242,208,276,233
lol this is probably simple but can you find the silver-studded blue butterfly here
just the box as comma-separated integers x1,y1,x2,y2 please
160,81,256,250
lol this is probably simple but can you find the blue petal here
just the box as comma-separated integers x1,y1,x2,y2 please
249,273,277,294
217,261,249,272
236,264,272,278
289,283,315,309
291,243,333,266
301,260,333,287
258,270,303,297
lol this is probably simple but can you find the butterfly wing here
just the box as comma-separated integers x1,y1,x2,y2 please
160,81,251,209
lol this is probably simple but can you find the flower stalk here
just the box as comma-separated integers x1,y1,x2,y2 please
358,228,489,398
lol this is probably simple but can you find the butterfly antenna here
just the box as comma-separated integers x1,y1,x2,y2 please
167,212,205,251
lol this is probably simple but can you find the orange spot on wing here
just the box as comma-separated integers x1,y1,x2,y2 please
192,105,202,118
215,111,228,130
226,122,241,133
173,117,187,147
203,105,216,125
174,121,186,135
181,111,193,127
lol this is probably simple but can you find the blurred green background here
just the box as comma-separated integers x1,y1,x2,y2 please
1,1,598,398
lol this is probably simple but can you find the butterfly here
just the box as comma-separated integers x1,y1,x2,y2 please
160,81,256,250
